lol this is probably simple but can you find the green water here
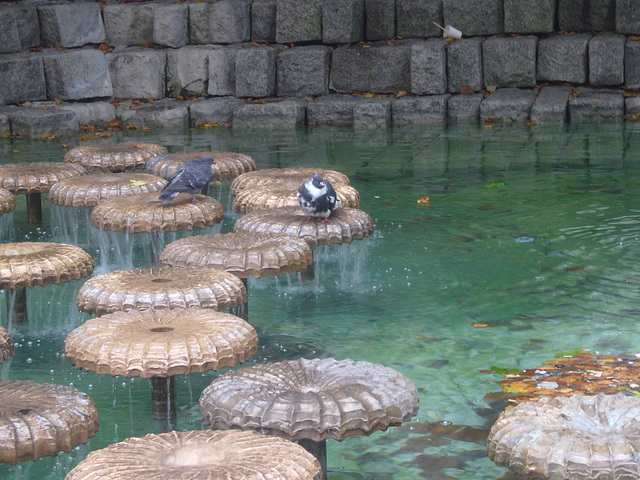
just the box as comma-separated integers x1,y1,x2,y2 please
2,121,640,479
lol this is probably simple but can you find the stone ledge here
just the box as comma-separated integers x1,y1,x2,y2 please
0,87,638,134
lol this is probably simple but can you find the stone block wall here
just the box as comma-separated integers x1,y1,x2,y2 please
1,0,640,135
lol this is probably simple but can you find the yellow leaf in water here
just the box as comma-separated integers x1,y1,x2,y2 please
130,180,148,187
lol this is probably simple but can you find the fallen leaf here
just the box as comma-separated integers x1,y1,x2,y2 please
417,196,430,206
473,323,488,328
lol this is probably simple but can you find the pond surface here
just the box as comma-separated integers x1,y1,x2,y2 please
1,121,640,479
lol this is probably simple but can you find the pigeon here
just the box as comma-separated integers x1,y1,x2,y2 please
158,155,215,202
297,173,339,222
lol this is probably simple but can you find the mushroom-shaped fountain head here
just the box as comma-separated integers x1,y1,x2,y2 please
200,358,419,478
0,187,16,215
0,162,88,223
158,155,215,202
0,242,94,323
49,173,168,207
66,308,258,419
91,192,224,233
63,142,168,172
0,380,99,465
160,232,313,279
146,151,256,182
487,392,640,479
233,183,360,214
90,192,224,264
66,430,322,480
0,325,13,362
76,265,247,316
230,168,350,196
234,206,374,247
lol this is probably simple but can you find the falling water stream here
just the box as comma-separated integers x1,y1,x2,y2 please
1,121,640,479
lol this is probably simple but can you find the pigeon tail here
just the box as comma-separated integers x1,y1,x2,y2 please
158,190,179,202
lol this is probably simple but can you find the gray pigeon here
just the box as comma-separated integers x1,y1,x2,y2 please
297,173,339,222
158,155,215,202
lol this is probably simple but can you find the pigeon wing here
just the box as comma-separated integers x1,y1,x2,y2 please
325,180,338,210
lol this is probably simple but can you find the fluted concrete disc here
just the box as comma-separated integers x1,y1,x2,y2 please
146,151,257,181
0,242,94,290
76,265,247,316
230,168,351,195
233,206,374,247
64,142,168,172
0,188,16,214
49,173,168,207
0,380,99,465
0,162,88,194
200,358,420,442
65,308,258,378
90,192,224,233
232,184,361,214
0,325,13,362
487,393,640,479
160,232,313,279
66,430,322,480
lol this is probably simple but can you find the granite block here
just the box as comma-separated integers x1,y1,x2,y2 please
108,49,166,100
530,86,572,123
330,43,411,93
323,0,364,44
235,46,277,98
442,0,504,36
483,35,538,88
233,98,306,127
38,3,105,48
189,1,251,44
166,46,210,97
392,95,449,123
537,33,590,83
277,46,331,97
153,4,188,48
625,38,640,89
396,0,442,38
0,54,46,105
190,97,243,127
252,0,277,43
568,88,624,121
589,33,624,86
617,0,640,34
480,88,537,122
558,0,615,32
103,4,155,47
276,0,323,43
306,95,362,124
410,40,447,95
365,0,395,41
504,0,555,33
353,98,392,128
42,49,113,101
447,93,483,122
447,37,483,93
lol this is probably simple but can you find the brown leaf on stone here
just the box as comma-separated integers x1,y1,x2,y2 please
460,86,475,95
